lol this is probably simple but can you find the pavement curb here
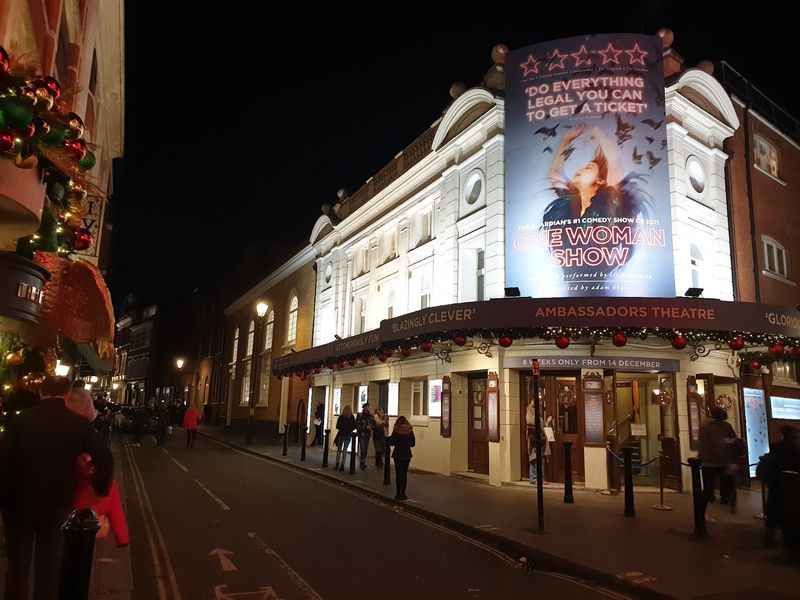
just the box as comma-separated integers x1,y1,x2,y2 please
198,430,675,600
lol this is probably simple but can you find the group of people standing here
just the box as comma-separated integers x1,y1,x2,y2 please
0,376,129,599
334,404,415,500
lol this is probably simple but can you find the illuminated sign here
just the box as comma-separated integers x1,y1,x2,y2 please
506,34,674,298
771,396,800,421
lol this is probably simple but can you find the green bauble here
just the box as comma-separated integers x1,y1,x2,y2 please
46,180,66,204
0,110,5,129
77,150,96,171
42,125,68,146
0,96,34,129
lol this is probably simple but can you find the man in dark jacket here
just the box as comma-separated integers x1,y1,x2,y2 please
0,377,113,600
355,405,375,470
698,407,737,513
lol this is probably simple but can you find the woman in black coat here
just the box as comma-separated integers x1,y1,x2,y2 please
386,416,415,500
334,405,356,471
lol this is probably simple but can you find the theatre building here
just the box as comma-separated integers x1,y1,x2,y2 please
261,31,800,491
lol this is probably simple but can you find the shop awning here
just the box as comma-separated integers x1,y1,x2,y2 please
272,297,800,376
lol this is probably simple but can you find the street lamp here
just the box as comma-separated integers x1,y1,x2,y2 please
174,358,185,406
247,301,268,444
175,358,185,370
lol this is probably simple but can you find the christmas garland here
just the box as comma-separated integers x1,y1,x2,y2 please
276,326,800,378
0,46,98,257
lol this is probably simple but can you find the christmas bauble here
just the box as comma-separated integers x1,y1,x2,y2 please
33,118,50,137
33,85,54,109
379,355,387,363
78,151,96,171
453,335,467,346
0,131,15,153
65,113,85,140
381,348,393,359
43,76,62,100
555,335,570,349
20,122,36,138
400,347,411,357
0,97,34,129
42,125,68,146
790,347,800,359
5,351,23,366
64,138,87,160
612,331,627,347
671,335,688,350
0,46,9,73
729,336,745,351
749,360,762,371
498,335,513,348
72,228,92,251
421,341,433,352
769,342,785,356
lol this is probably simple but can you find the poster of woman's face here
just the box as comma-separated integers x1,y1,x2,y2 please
505,33,675,298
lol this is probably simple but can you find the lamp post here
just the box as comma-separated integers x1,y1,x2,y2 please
175,357,185,411
247,302,268,445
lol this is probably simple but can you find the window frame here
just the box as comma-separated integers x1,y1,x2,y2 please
762,235,789,280
754,134,780,180
264,310,275,351
287,296,299,343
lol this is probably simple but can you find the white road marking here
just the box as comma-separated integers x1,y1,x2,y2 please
248,532,323,600
161,448,191,472
125,443,183,600
195,479,231,511
209,548,238,572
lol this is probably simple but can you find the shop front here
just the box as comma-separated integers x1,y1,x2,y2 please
274,297,800,490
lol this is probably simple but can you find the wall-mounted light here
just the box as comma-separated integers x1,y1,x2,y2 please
256,301,268,318
54,360,71,377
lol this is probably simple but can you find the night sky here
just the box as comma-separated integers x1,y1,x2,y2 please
114,4,798,310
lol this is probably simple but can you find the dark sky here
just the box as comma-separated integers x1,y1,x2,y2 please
114,4,798,309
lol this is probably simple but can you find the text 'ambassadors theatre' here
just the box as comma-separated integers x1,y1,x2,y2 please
253,30,800,491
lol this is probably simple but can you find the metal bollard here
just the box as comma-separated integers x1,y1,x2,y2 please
688,457,707,538
59,508,100,600
623,447,635,517
383,443,391,485
300,426,307,461
322,429,331,468
653,453,673,511
349,432,357,474
563,441,574,504
282,425,288,456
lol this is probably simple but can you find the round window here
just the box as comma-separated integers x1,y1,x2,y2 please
686,156,706,194
464,171,484,205
324,262,333,283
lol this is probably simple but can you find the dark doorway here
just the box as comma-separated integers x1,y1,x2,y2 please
468,374,489,475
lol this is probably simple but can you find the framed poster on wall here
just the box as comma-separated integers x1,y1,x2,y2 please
487,372,500,442
440,376,452,438
583,372,604,445
686,376,703,450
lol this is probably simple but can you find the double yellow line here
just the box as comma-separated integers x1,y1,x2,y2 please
123,443,183,600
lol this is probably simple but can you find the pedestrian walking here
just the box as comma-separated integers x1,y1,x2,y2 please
356,404,375,469
373,407,388,468
66,389,129,547
0,376,113,600
698,407,738,515
309,402,324,447
156,402,170,447
386,416,415,501
183,404,202,449
759,425,800,539
334,405,356,471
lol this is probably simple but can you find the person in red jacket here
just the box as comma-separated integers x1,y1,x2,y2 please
183,404,202,449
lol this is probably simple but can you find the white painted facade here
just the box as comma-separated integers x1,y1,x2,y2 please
303,71,742,489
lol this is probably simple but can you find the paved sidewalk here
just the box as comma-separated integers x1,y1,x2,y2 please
200,424,799,600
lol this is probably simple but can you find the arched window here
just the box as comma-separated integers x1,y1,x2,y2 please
231,327,240,363
264,310,275,351
690,244,703,288
287,296,299,343
246,319,255,357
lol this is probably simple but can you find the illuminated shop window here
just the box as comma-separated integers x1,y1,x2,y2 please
762,236,789,279
754,135,780,179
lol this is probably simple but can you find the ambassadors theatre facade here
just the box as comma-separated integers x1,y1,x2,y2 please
271,31,800,491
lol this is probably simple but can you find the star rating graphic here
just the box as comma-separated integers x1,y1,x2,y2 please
598,42,623,65
571,45,592,68
520,54,540,77
625,42,648,65
547,49,568,71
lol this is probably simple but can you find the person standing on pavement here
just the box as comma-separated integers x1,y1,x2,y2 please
0,376,113,600
183,403,202,449
356,404,375,470
373,407,388,468
156,402,170,447
698,407,737,512
309,401,324,447
386,416,415,501
759,425,800,538
334,405,356,471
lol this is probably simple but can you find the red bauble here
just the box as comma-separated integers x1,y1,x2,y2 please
728,336,745,351
791,347,800,359
72,228,92,251
749,360,762,372
555,335,570,349
0,46,9,73
453,335,467,347
612,331,627,347
43,76,62,100
498,335,513,348
769,342,785,356
63,138,87,160
400,347,411,357
421,341,433,353
381,348,393,359
363,355,373,365
671,335,688,350
0,132,15,153
379,355,387,363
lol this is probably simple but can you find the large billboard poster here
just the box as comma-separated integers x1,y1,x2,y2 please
505,34,675,298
